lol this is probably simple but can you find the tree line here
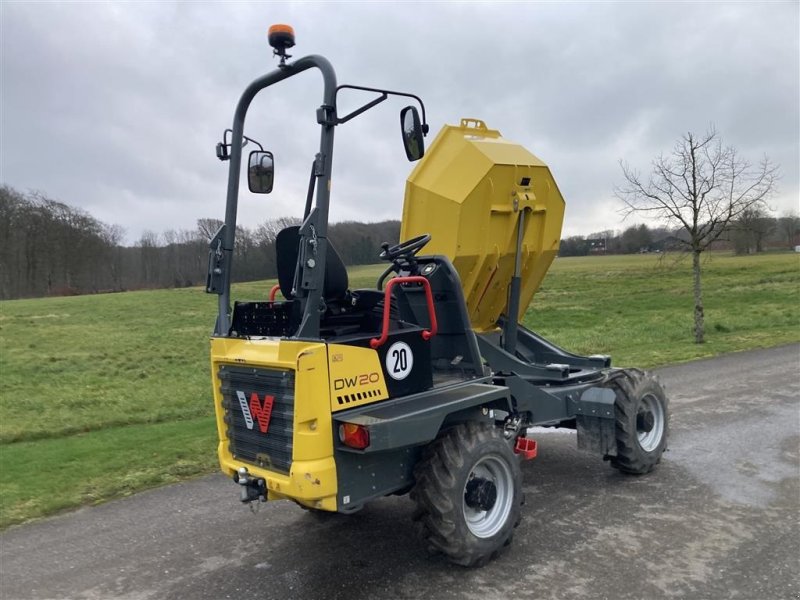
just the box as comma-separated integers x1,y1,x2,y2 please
558,211,799,258
0,185,399,300
2,183,796,302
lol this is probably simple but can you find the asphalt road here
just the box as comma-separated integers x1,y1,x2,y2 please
2,344,799,600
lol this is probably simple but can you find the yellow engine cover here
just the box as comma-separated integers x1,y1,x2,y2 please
401,118,565,332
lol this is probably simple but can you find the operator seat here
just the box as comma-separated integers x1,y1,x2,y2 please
275,226,348,301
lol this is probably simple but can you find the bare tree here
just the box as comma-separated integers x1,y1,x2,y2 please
778,211,800,248
255,216,302,245
196,218,224,241
616,127,778,343
137,230,161,286
620,224,653,254
732,207,775,255
100,224,126,290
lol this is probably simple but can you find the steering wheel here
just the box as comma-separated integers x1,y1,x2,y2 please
376,233,432,289
379,233,431,262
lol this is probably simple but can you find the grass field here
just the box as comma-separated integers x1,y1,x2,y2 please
1,253,798,527
524,252,800,366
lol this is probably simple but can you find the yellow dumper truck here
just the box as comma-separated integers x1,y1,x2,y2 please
206,25,669,567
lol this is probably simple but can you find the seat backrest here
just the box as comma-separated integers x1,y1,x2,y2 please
275,226,349,301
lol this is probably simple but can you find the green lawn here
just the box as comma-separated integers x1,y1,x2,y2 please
1,252,797,527
524,252,800,367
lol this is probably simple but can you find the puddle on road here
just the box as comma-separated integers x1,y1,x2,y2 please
668,402,799,508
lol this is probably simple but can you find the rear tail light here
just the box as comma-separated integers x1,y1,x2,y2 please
339,423,370,449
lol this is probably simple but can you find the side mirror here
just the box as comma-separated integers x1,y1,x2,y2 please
400,106,425,162
248,151,274,194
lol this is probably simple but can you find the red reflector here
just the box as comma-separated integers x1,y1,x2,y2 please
339,423,370,449
514,436,537,460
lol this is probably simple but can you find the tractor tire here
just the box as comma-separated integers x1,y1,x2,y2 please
604,368,669,475
411,422,523,567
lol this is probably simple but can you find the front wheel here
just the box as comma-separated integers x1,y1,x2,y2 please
411,422,522,567
605,369,669,474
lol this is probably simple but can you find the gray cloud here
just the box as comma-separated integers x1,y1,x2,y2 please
2,2,798,242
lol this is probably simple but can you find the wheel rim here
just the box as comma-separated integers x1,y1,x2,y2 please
636,393,665,452
462,455,514,538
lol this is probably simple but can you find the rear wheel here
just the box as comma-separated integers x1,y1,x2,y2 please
605,369,669,474
411,422,522,567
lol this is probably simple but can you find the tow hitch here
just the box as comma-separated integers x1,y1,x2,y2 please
514,436,538,460
234,467,266,503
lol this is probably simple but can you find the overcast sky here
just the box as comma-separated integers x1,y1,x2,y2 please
2,2,798,244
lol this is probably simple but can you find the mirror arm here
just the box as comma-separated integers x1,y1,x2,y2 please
217,129,264,161
242,135,263,151
336,93,388,124
335,84,428,133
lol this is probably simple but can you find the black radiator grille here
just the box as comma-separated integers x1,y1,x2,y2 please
218,365,295,474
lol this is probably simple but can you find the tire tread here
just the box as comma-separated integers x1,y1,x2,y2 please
604,368,669,475
411,423,522,567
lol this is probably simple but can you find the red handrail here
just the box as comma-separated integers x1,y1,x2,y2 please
269,284,281,302
370,276,438,349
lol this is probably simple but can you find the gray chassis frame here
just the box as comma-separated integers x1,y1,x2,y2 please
207,53,623,511
329,324,620,511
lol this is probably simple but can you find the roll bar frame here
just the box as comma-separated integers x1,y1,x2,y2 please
208,55,337,338
207,54,427,340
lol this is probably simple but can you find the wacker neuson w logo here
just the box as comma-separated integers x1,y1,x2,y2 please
235,391,275,433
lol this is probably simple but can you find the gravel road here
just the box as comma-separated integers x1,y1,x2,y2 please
2,344,798,600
